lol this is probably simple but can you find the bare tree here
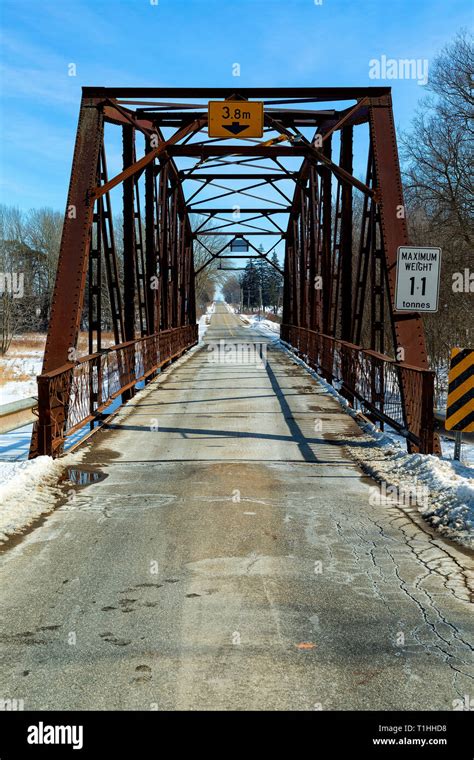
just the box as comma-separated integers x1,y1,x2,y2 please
221,274,241,306
0,205,64,352
25,208,63,329
191,215,229,315
400,30,474,396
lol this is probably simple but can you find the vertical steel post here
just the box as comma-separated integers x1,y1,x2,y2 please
453,432,462,461
145,139,157,336
30,99,103,457
340,126,353,342
122,124,136,400
369,94,439,453
321,136,332,336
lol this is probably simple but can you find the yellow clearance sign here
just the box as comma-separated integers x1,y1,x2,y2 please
445,348,474,432
208,100,264,138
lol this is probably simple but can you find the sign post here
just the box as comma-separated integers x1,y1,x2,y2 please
395,246,442,312
453,431,462,461
445,347,474,461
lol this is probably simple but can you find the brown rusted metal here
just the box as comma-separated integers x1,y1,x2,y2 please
35,326,198,454
31,87,438,458
99,145,125,346
368,94,440,452
30,100,104,457
281,324,435,453
339,125,353,342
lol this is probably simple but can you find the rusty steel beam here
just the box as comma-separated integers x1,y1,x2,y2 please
31,86,437,459
169,145,308,157
187,208,290,214
181,173,296,180
368,94,439,452
121,125,137,401
145,136,157,335
339,126,353,342
90,118,205,201
83,86,391,99
30,100,104,457
368,96,429,366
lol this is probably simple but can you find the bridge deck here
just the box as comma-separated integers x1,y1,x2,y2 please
0,304,472,710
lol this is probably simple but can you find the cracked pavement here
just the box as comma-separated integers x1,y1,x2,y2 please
0,304,472,710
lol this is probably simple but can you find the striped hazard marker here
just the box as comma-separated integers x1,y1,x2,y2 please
445,348,474,432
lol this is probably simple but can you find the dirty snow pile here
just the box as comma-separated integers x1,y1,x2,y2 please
198,313,209,341
0,453,83,544
344,434,474,550
198,302,216,341
279,341,474,550
242,314,281,336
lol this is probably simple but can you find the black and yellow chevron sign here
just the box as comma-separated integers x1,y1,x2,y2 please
445,348,474,432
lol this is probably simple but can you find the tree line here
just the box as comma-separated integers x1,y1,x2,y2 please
221,249,283,312
401,29,473,396
0,209,226,353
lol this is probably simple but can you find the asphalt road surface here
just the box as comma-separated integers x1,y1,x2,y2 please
0,303,472,710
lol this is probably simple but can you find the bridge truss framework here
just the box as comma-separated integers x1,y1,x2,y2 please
29,87,438,458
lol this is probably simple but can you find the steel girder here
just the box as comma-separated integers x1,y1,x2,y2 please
30,87,437,457
30,95,199,457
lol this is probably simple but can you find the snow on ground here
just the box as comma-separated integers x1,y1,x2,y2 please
198,302,215,341
1,319,472,549
0,331,209,542
0,354,42,405
240,313,281,337
222,302,281,336
198,313,209,341
436,436,474,467
0,451,84,544
278,340,474,551
0,423,33,462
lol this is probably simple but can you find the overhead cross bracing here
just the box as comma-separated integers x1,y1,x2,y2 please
29,87,438,458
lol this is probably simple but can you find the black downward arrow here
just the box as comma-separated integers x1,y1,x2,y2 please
222,122,250,135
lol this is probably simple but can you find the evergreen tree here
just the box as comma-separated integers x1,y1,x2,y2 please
267,251,283,313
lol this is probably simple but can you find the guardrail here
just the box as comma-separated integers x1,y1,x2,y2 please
33,324,198,457
281,324,435,454
0,397,37,434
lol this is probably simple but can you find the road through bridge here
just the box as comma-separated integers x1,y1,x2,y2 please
0,304,472,710
1,87,471,712
29,87,438,459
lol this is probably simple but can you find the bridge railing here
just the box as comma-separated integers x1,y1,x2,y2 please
34,324,198,456
280,325,435,454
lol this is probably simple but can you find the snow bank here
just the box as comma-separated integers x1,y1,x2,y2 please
279,341,474,550
198,313,209,341
345,437,474,550
242,314,281,337
198,303,217,341
0,355,42,405
0,452,84,544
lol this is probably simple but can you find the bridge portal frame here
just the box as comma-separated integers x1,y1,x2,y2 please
30,87,437,458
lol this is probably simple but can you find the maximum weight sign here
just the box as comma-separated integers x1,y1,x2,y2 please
395,246,442,312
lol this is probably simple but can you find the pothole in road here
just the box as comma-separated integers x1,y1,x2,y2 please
62,466,108,486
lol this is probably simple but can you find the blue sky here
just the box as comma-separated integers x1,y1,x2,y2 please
0,0,471,211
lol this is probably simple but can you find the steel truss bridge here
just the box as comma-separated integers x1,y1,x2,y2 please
29,87,438,459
